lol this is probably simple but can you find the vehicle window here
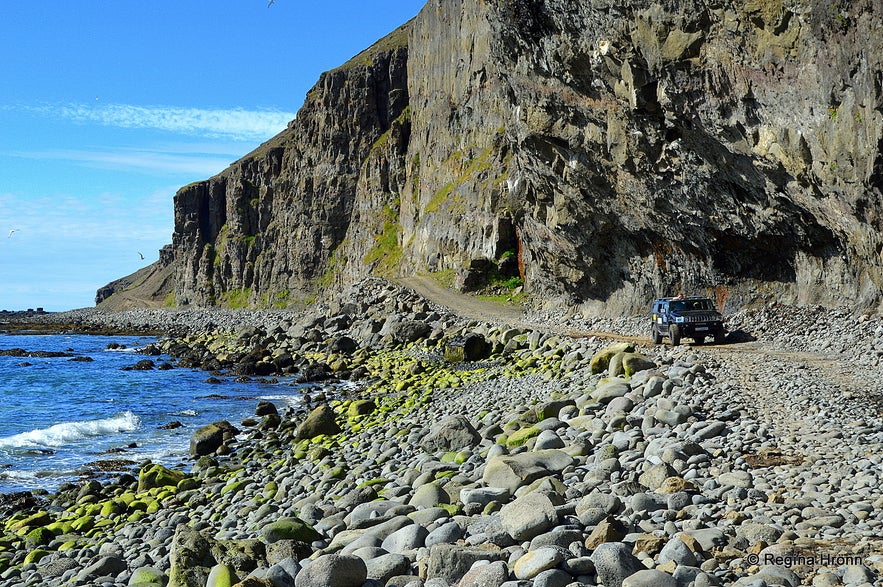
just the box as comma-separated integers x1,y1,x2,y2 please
671,301,686,312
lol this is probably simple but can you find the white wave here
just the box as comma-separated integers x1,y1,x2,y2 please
0,412,140,449
176,409,198,417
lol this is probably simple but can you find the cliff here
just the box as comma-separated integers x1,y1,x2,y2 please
100,0,883,314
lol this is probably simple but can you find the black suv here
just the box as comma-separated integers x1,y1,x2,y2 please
650,296,725,345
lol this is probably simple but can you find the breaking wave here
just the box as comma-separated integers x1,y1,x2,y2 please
0,412,140,450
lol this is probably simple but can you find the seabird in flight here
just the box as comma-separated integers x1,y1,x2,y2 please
138,252,145,260
8,229,16,238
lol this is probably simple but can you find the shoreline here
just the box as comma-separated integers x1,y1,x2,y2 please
0,280,881,586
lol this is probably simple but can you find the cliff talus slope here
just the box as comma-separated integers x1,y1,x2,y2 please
100,1,883,313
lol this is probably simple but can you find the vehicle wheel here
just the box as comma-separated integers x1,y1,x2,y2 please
694,335,705,345
714,330,726,344
670,325,681,346
651,327,662,345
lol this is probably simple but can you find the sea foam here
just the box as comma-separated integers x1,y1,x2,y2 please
0,411,140,449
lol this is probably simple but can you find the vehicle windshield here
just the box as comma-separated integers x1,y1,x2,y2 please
671,299,714,312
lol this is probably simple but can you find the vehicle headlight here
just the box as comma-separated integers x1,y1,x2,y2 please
675,317,685,323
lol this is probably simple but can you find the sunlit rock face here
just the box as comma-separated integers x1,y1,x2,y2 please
120,1,883,313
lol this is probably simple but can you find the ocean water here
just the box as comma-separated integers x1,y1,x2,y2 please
0,333,306,494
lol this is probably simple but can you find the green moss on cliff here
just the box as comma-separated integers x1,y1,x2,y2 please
221,289,251,309
363,202,403,276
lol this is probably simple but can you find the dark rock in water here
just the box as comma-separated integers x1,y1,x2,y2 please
255,400,279,417
121,359,156,371
296,404,340,440
157,361,174,370
204,376,222,384
444,333,491,363
190,420,240,456
69,356,94,362
160,421,183,430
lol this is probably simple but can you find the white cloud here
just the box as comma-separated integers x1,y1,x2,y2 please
21,147,234,177
20,102,296,142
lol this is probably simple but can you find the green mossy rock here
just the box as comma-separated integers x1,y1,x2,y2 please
23,548,50,565
206,563,238,587
7,511,51,533
506,426,542,447
260,517,321,544
622,352,658,376
138,464,187,492
296,404,341,440
24,526,54,546
589,343,635,374
128,566,168,586
190,420,239,456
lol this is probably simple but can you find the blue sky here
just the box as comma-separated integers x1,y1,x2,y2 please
0,1,425,311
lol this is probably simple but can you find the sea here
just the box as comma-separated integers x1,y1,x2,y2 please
0,332,307,495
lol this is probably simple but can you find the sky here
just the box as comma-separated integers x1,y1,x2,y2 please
0,1,425,311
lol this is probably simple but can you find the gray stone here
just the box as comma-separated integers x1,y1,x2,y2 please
657,537,697,567
460,487,510,508
364,553,410,584
622,569,677,587
457,560,509,587
425,544,505,585
590,542,645,587
531,568,573,587
736,523,783,545
294,554,367,587
717,471,753,489
513,547,567,580
425,520,463,547
78,556,127,582
534,430,565,450
409,482,451,508
421,415,481,452
483,450,574,493
296,404,341,440
499,492,558,541
380,524,429,554
266,558,301,587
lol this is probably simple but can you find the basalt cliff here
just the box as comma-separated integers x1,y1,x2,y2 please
98,0,883,314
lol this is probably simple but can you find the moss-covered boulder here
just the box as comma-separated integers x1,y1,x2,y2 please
24,526,54,547
622,353,657,376
506,426,542,447
347,399,376,418
128,566,168,586
6,511,51,533
296,404,340,440
589,343,635,374
139,464,187,493
261,517,321,544
190,420,239,456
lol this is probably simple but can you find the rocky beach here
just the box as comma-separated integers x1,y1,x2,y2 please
1,278,881,587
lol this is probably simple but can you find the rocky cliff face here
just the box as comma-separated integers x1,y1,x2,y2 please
110,0,883,314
